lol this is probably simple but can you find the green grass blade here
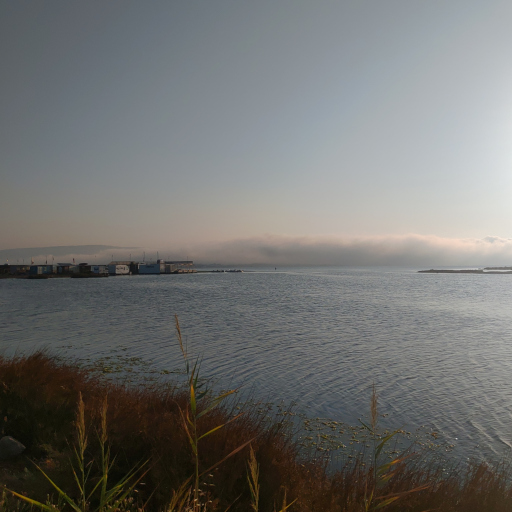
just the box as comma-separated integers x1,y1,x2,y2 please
359,420,372,432
87,475,106,503
179,406,194,442
196,390,237,419
278,498,297,511
71,466,85,496
27,463,82,512
200,436,256,477
167,478,193,512
377,458,401,475
196,390,209,400
198,411,244,441
103,463,150,506
196,401,219,420
375,431,398,459
374,496,399,509
197,424,225,441
190,381,197,415
6,489,57,511
379,469,398,484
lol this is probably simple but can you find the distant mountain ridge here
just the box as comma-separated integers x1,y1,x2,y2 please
0,245,137,262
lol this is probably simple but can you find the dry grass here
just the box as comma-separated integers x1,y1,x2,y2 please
0,352,512,511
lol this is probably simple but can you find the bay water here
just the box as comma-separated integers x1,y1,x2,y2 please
2,267,512,462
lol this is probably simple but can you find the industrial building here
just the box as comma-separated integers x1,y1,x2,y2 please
1,260,195,278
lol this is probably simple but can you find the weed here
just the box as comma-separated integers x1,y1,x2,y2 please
360,384,429,511
6,393,147,511
247,445,259,512
2,348,512,511
174,315,253,512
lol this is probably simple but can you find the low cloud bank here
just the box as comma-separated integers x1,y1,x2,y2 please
3,236,512,267
0,245,137,265
193,234,512,267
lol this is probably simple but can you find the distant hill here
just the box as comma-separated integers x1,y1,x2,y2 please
0,245,137,263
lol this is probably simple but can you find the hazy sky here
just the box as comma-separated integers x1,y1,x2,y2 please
2,1,512,264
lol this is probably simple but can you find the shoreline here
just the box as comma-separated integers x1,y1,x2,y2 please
419,268,512,274
1,350,512,511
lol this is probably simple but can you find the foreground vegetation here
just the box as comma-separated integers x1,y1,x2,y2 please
1,325,512,510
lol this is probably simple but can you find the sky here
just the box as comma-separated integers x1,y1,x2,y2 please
2,1,512,265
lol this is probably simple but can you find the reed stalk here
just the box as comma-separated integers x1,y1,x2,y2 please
247,445,260,512
4,342,512,510
360,384,429,511
174,315,253,512
7,393,147,511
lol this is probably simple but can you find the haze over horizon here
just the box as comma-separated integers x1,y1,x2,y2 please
4,235,512,267
2,1,512,265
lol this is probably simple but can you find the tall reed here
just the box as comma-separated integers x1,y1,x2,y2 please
3,347,512,510
7,393,147,511
174,314,253,511
360,384,429,511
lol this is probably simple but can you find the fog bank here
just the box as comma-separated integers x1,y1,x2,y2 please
190,235,512,266
3,235,512,267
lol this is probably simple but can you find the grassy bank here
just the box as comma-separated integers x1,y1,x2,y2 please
1,343,512,510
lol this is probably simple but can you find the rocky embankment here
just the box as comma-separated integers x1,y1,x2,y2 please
419,268,512,274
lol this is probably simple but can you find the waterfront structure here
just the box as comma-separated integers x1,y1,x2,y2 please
29,265,57,275
91,265,109,276
57,263,74,274
108,264,131,275
161,260,195,273
2,260,196,277
138,263,160,274
8,265,30,276
72,264,108,276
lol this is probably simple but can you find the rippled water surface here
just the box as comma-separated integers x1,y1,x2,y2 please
2,267,512,461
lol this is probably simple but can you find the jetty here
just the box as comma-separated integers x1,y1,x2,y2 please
419,268,512,274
